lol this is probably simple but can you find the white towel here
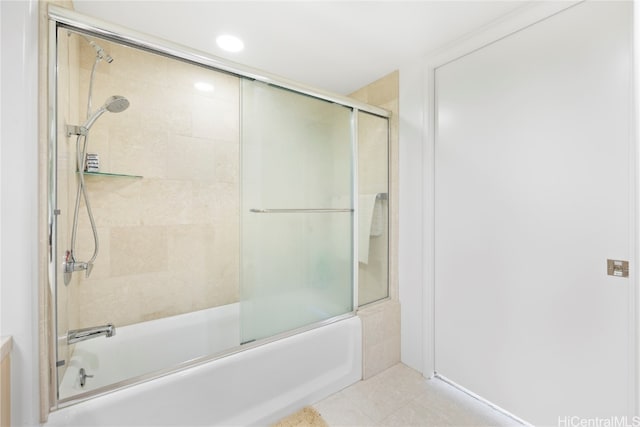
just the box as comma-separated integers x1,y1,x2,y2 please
358,194,378,264
370,198,385,237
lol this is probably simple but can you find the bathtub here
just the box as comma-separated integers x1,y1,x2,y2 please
47,308,362,426
59,304,241,399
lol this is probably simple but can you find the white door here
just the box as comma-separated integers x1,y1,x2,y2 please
434,2,634,424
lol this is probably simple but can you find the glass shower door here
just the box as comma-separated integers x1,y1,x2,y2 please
240,80,354,343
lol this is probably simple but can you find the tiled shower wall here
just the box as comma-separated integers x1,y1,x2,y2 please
54,23,398,383
350,71,401,379
65,35,240,329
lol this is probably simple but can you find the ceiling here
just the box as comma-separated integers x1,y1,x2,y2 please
73,1,530,95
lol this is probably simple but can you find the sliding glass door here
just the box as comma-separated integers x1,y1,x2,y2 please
240,80,354,343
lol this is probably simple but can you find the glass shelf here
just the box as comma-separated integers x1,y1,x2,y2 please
77,171,143,179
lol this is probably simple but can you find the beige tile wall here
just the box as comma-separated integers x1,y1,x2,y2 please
62,35,240,330
350,71,401,379
1,354,9,427
1,337,13,427
357,111,390,305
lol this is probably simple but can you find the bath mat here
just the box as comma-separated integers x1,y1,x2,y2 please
271,406,328,427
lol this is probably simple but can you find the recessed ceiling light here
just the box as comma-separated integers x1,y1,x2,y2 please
216,34,244,53
194,82,214,92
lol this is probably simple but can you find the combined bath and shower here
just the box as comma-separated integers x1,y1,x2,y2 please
63,38,129,286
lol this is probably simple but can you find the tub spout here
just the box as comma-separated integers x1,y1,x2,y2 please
67,324,115,344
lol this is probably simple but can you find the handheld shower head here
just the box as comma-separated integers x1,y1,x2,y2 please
66,96,130,137
104,95,130,113
82,96,130,131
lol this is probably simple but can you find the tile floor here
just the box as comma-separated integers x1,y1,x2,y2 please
312,363,519,427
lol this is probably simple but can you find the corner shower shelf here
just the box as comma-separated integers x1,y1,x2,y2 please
77,171,143,179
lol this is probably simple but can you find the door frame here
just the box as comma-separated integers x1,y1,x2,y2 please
420,0,639,418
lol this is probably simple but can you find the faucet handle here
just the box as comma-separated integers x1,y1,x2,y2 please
85,262,94,277
79,368,94,387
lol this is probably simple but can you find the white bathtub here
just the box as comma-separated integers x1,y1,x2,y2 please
47,309,362,426
59,304,241,399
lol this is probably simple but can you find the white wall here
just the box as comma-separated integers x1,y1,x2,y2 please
398,62,427,373
398,0,580,377
0,1,41,425
435,2,632,421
